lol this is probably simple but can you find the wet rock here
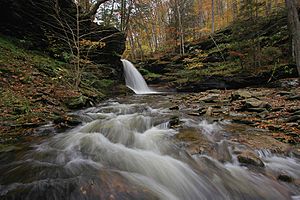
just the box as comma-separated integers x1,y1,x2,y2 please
169,116,180,128
53,114,81,129
285,115,300,123
242,98,271,110
169,105,179,110
64,95,88,109
271,107,284,112
267,125,283,131
277,91,292,96
286,123,299,127
277,173,293,182
216,140,232,163
257,110,270,119
231,90,252,101
231,119,256,126
207,89,221,94
188,112,201,116
175,129,200,142
198,107,207,115
237,151,265,167
286,95,300,101
228,112,248,118
205,106,213,116
246,108,268,113
292,110,300,116
199,94,219,103
0,144,22,153
287,107,300,113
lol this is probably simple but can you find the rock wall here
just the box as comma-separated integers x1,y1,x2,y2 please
0,0,125,71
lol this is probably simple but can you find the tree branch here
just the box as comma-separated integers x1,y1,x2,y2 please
83,0,111,19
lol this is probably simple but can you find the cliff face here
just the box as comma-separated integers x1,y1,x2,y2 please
0,0,125,69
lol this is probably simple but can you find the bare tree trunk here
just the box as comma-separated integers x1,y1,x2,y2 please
265,0,272,16
211,0,215,33
286,0,300,77
128,28,137,61
120,0,126,31
232,0,238,20
75,3,81,88
176,2,184,55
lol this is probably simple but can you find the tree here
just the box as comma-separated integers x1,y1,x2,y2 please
285,0,300,77
211,0,215,33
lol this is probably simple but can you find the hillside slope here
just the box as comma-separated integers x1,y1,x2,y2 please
0,36,126,143
138,11,298,92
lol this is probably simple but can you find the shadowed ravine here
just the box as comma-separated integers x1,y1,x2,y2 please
1,95,300,200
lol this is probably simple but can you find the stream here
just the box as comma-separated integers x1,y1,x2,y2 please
1,94,300,200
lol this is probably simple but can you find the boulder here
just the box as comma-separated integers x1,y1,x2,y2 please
64,95,88,109
242,98,271,109
231,90,252,100
199,94,220,103
216,140,232,163
169,116,180,128
205,106,213,116
169,105,179,110
237,151,265,167
277,173,294,182
285,115,300,123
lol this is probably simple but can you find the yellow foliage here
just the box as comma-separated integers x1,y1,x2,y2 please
186,62,204,69
79,39,106,48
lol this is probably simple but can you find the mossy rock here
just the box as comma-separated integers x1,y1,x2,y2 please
0,144,22,153
64,95,88,109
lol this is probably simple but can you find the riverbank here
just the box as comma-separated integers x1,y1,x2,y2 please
0,35,126,144
167,78,300,154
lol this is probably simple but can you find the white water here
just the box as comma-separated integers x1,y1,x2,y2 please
1,97,300,199
121,59,157,94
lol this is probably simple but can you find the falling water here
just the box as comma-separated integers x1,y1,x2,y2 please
121,59,156,94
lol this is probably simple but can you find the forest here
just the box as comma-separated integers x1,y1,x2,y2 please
0,0,300,199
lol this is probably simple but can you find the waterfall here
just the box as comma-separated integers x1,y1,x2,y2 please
121,59,157,94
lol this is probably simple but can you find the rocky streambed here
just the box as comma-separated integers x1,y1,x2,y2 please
1,78,300,199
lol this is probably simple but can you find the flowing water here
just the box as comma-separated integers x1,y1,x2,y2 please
1,95,300,200
121,59,158,94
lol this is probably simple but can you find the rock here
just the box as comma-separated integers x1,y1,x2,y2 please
232,119,256,126
169,116,180,128
199,94,219,103
246,108,268,113
257,110,269,119
267,125,283,131
277,91,292,96
285,115,300,123
237,151,265,167
216,140,232,163
0,144,22,153
292,110,300,116
231,90,252,100
188,112,201,116
277,173,293,182
286,123,299,127
207,89,221,94
243,98,271,109
271,107,284,112
64,95,88,109
53,114,81,128
287,107,300,113
205,106,213,116
0,0,125,69
198,107,207,115
169,105,179,110
287,95,300,101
